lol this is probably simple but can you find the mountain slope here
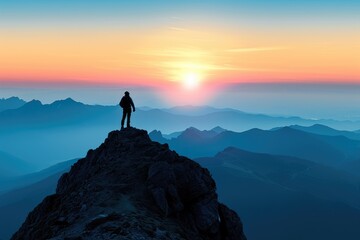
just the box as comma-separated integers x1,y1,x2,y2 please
0,151,34,179
0,159,76,239
198,147,360,208
196,147,360,240
340,159,360,177
0,172,66,240
0,158,77,193
12,128,246,240
285,124,360,141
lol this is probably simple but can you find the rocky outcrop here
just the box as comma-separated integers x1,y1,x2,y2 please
12,128,247,240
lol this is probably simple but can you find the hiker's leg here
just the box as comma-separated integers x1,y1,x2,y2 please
127,110,131,127
121,109,126,128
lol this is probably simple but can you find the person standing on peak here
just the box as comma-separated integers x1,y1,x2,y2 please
119,91,135,129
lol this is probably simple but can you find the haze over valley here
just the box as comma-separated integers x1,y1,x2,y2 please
1,97,360,239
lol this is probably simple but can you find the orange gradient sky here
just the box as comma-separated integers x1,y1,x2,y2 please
0,1,359,89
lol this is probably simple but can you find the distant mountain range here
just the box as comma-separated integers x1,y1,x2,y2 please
196,147,360,240
150,126,360,168
0,98,118,130
273,124,360,141
160,105,240,116
3,97,360,133
0,98,118,167
2,96,360,168
0,97,26,112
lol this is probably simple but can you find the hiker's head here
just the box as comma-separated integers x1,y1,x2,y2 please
124,91,130,96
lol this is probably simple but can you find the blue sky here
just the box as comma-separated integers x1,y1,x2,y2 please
1,0,359,21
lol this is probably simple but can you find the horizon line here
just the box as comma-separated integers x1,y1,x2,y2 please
2,80,360,88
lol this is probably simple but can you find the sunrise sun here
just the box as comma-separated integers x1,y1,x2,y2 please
182,72,201,90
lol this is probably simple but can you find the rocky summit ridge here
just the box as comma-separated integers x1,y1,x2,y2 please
12,128,247,240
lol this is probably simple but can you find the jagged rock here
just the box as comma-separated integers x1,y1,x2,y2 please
218,204,247,240
12,128,247,240
147,161,184,216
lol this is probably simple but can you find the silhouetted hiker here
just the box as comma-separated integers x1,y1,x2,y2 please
119,91,135,129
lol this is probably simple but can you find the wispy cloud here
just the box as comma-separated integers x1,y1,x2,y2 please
159,62,238,71
155,61,277,73
226,47,287,53
133,48,210,58
167,27,188,32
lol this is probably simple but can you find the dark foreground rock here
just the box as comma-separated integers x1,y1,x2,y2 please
12,128,247,240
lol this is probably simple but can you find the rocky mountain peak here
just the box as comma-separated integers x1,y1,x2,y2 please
50,98,84,109
12,127,246,240
21,99,42,109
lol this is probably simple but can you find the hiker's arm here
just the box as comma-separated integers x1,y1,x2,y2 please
131,99,135,112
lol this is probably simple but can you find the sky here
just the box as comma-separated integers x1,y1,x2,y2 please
0,0,359,117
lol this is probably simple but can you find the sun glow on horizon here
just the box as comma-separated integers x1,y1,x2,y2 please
182,72,202,90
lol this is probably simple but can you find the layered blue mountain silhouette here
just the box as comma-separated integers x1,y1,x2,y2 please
161,105,239,116
0,160,76,239
3,98,360,167
0,159,75,239
3,97,360,134
0,97,26,112
2,97,360,240
273,124,360,141
196,147,360,240
150,127,360,168
0,151,35,179
0,98,116,129
0,158,77,193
